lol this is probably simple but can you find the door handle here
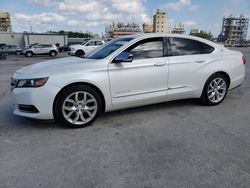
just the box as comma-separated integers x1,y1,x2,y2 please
154,62,166,66
195,59,206,63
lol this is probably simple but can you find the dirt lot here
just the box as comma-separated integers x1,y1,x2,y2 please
0,50,250,188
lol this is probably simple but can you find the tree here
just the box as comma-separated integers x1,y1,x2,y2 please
46,30,94,38
191,30,213,40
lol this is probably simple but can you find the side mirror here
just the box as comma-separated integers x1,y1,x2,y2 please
113,52,133,63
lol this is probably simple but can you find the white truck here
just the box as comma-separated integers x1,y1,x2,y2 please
68,39,105,57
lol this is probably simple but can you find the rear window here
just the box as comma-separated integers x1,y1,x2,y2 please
200,43,215,54
169,37,215,56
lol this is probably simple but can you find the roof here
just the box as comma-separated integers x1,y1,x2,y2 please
118,33,221,49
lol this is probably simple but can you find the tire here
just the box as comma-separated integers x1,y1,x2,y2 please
50,51,57,57
75,50,85,57
15,51,21,55
200,73,229,106
54,85,103,128
26,51,33,57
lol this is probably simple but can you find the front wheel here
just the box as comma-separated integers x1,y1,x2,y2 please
200,73,229,106
75,50,85,57
54,85,103,128
50,51,57,57
26,51,33,57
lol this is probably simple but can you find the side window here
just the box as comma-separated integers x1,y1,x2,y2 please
87,41,95,46
125,38,163,60
200,43,215,54
169,38,201,56
95,41,103,45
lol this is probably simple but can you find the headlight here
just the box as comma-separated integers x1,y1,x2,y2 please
16,77,49,88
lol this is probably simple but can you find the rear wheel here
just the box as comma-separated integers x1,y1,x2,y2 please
54,85,103,128
26,51,33,57
200,73,229,105
15,51,21,55
75,50,85,57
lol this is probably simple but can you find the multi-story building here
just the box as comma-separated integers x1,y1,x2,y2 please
153,9,168,33
190,28,199,36
218,14,249,45
0,12,12,32
171,23,185,34
105,22,141,38
143,23,153,33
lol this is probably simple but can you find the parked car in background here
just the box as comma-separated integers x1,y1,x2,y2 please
0,44,21,55
11,34,246,128
58,45,69,52
21,44,58,57
68,39,105,57
0,43,6,48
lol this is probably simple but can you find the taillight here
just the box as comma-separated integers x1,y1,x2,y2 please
242,55,246,65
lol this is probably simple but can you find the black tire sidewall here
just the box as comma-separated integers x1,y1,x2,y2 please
201,73,228,106
26,51,33,57
55,85,103,128
50,51,57,57
75,50,84,57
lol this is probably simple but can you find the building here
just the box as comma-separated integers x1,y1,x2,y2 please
105,22,141,38
190,28,199,36
218,14,249,45
0,12,12,32
143,23,153,33
0,32,67,47
153,9,168,33
171,23,185,34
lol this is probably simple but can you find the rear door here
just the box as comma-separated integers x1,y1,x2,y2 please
167,37,215,98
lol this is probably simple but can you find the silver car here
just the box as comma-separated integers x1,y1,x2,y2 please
22,44,59,57
0,44,21,55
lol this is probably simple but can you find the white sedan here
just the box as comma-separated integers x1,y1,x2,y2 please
11,34,246,128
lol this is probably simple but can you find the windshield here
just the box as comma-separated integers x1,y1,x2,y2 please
85,37,134,59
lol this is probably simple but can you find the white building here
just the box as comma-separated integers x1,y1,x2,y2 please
0,32,67,47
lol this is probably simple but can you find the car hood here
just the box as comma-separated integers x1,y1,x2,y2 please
14,57,96,79
69,44,84,48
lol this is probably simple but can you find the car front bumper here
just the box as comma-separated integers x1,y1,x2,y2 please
11,83,61,120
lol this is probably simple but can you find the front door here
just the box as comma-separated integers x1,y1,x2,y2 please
108,37,168,107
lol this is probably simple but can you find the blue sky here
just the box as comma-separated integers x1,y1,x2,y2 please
1,0,250,38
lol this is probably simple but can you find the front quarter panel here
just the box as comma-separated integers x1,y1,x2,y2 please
47,61,112,111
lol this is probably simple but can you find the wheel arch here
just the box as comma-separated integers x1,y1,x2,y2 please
211,71,231,88
76,49,85,54
53,82,106,118
201,71,231,97
26,50,33,54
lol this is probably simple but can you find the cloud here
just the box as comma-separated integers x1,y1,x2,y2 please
57,0,150,25
15,12,66,25
111,0,145,14
183,20,197,27
58,0,103,13
17,0,151,32
27,0,59,7
165,0,199,11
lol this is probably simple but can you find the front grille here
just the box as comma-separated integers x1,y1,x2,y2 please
18,105,39,113
11,78,18,90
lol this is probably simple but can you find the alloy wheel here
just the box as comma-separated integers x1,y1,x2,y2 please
62,91,97,125
207,78,227,103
